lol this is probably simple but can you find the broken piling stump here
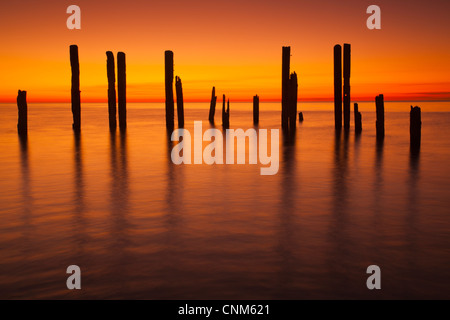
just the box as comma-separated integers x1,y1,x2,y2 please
410,106,421,149
298,112,304,122
106,51,117,131
375,94,385,139
17,90,28,134
117,52,127,130
222,95,229,128
343,43,351,130
226,99,230,127
208,87,217,123
253,95,259,125
289,72,298,130
222,94,225,126
70,45,81,131
175,76,184,128
354,103,362,133
165,50,174,130
333,45,342,130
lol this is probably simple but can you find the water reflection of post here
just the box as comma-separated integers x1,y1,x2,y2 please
405,145,420,290
165,127,184,225
165,129,177,217
72,131,86,254
368,136,385,277
19,133,32,254
354,123,361,159
19,133,30,201
109,130,130,293
375,138,384,189
162,128,185,296
274,129,298,297
327,129,351,295
109,131,129,216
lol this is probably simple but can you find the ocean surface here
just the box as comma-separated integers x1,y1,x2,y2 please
1,101,450,299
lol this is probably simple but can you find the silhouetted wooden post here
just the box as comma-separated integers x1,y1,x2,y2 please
117,52,127,130
282,46,290,130
222,94,229,128
106,51,117,131
222,94,225,126
354,103,362,133
333,45,342,130
225,99,230,127
289,72,298,130
298,112,304,122
375,94,385,139
70,45,81,131
165,50,174,130
253,95,259,125
410,106,421,149
17,90,27,134
343,43,351,130
175,76,184,128
208,87,217,123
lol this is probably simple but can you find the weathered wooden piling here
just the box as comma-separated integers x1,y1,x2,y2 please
175,76,184,128
70,45,81,131
226,99,230,127
289,72,298,130
299,112,304,122
117,52,127,130
375,94,385,139
343,43,351,130
165,50,174,130
208,87,217,123
106,51,117,131
253,95,259,125
17,90,27,134
333,45,342,130
282,46,290,130
222,94,229,128
410,106,421,149
222,94,225,125
354,103,362,133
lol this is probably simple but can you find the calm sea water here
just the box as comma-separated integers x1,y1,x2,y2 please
1,102,450,299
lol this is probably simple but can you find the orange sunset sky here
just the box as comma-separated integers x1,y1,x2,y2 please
0,0,449,103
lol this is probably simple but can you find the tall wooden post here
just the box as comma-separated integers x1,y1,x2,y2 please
375,94,385,139
70,45,81,131
17,90,28,134
282,46,290,130
175,76,184,128
253,94,259,125
117,52,127,131
165,50,174,130
410,106,421,149
333,45,342,130
289,72,298,130
354,103,362,133
208,87,217,123
106,51,117,131
343,43,351,130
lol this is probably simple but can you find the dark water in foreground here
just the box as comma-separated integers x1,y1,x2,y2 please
1,102,450,299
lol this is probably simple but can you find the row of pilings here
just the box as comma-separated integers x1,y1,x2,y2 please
333,43,421,149
16,44,421,149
